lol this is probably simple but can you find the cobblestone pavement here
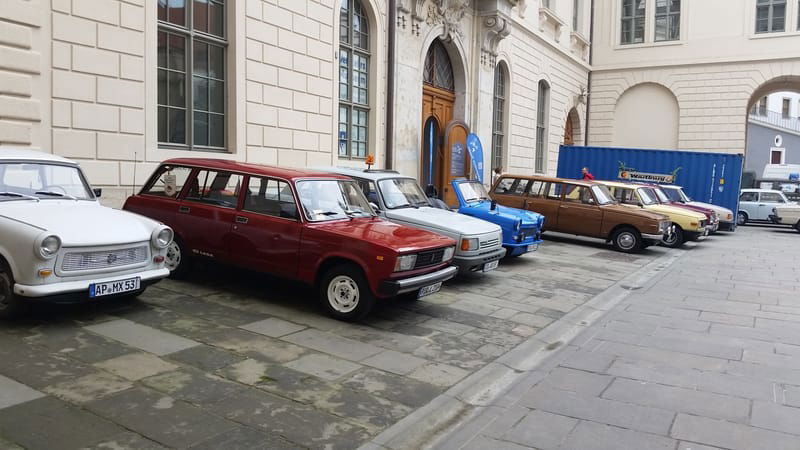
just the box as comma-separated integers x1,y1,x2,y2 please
427,224,800,450
0,233,671,449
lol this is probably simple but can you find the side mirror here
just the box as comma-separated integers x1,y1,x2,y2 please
93,188,102,198
637,202,644,208
369,202,381,212
490,200,497,211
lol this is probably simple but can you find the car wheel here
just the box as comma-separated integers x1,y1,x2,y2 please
737,211,748,226
662,226,684,248
795,221,800,233
165,238,191,279
0,265,23,319
611,227,641,253
319,264,375,321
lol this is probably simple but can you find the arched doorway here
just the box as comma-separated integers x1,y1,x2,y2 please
564,108,581,145
421,38,469,206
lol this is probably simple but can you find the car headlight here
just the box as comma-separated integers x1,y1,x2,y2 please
35,234,61,259
460,238,478,251
443,246,455,261
394,254,417,272
151,226,174,249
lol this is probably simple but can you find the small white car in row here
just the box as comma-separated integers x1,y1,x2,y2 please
0,149,173,318
738,188,794,225
320,167,506,273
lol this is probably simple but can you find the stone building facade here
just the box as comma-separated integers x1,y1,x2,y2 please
0,0,591,207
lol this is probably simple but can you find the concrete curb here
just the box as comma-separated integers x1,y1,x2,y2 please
359,248,686,450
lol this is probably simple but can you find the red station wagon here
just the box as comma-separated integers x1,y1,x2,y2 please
123,159,458,320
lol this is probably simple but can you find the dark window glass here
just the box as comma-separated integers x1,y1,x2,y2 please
142,165,193,197
621,0,646,44
536,80,549,173
655,0,680,41
756,0,786,33
244,177,299,219
528,181,545,197
338,0,370,159
423,39,455,91
185,170,242,207
158,1,226,150
740,192,758,202
491,64,507,171
494,178,516,194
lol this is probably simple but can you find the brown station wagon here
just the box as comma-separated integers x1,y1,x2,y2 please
491,175,671,253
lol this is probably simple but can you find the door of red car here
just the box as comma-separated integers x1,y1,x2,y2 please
174,169,244,262
228,176,302,279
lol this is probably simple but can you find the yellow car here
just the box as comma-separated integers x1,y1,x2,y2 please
597,181,708,248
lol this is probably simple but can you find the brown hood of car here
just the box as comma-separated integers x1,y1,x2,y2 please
602,203,669,221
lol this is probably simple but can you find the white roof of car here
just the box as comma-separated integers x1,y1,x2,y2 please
741,188,783,193
316,166,412,182
0,148,76,165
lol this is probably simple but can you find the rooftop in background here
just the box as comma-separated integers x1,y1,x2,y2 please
748,110,800,134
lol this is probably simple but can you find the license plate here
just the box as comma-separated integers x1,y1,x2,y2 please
417,282,442,299
89,277,140,298
527,244,539,252
483,260,500,272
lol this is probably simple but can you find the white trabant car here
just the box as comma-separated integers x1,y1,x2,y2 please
738,188,793,225
321,168,506,273
771,204,800,232
0,149,173,317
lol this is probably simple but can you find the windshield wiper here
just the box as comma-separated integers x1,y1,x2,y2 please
35,191,77,200
0,191,39,201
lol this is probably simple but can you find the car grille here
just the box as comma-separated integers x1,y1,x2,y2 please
479,238,500,249
519,227,538,240
61,246,148,272
414,248,445,269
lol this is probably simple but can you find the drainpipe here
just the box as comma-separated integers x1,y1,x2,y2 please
385,0,397,169
584,0,595,146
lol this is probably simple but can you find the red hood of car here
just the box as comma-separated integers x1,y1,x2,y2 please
307,218,455,253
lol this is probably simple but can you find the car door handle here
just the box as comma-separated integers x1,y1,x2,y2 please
235,216,249,224
758,204,766,206
178,206,190,214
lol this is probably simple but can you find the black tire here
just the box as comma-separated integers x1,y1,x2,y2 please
662,226,685,248
795,221,800,233
611,227,642,253
165,237,192,279
0,263,23,319
318,264,375,321
737,211,748,226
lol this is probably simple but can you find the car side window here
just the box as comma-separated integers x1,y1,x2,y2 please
618,189,639,205
760,192,784,203
494,178,515,194
527,181,545,198
356,179,380,205
739,192,758,202
243,177,298,219
545,183,563,200
141,166,192,198
563,185,594,204
185,170,243,208
512,180,530,195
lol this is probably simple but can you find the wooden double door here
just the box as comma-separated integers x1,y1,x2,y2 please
421,84,469,207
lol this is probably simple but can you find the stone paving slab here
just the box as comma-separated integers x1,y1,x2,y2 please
84,319,200,356
0,375,44,410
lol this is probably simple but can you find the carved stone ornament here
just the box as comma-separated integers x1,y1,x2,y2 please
480,14,511,66
425,0,471,42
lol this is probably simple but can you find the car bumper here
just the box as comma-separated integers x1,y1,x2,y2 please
686,228,710,241
718,221,736,231
641,232,665,243
378,265,458,296
453,247,507,272
14,268,170,299
504,239,544,257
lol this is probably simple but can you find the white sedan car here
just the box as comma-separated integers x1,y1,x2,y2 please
771,204,800,232
0,149,173,317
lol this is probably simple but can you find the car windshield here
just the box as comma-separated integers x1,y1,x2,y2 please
296,179,375,221
636,188,658,205
591,185,616,205
378,178,431,209
662,187,683,202
0,162,93,201
457,181,490,203
652,187,671,203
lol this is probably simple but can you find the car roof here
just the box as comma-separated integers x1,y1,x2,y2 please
741,188,783,193
596,180,642,189
317,166,411,182
163,158,351,181
499,174,596,187
0,148,77,165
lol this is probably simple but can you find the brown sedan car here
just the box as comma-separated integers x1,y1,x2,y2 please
491,175,671,252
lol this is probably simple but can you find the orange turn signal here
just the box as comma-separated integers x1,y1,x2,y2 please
38,269,53,277
460,240,470,251
376,255,384,261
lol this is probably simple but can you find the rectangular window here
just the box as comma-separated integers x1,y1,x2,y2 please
545,182,563,200
142,165,193,198
782,98,791,118
573,0,581,31
542,0,551,8
244,177,298,219
654,0,680,41
758,96,768,115
771,149,785,164
755,0,786,33
185,170,242,208
621,0,646,44
158,0,227,151
338,1,371,159
528,180,545,197
494,178,515,194
491,67,506,170
535,81,549,173
739,192,758,202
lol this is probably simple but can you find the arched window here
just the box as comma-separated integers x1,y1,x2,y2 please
491,64,507,170
423,39,454,92
535,80,550,173
338,0,370,159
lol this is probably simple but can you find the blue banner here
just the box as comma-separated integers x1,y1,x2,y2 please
466,133,484,183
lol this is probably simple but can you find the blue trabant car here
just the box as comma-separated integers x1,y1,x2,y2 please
452,179,544,257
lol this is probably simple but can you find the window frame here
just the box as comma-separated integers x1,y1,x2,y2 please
782,97,791,118
140,164,194,198
620,0,646,45
183,169,244,209
654,0,681,42
338,0,371,160
755,0,787,34
573,0,581,32
242,175,301,221
491,64,507,171
157,1,228,152
535,80,550,174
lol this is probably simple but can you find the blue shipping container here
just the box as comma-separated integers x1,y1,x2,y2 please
556,146,744,217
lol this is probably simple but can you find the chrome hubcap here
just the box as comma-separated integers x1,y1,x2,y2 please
327,275,359,313
737,212,746,225
617,232,636,250
165,242,181,271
